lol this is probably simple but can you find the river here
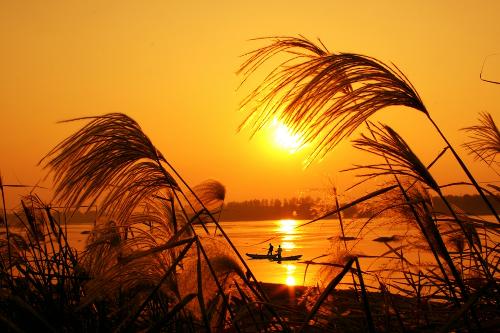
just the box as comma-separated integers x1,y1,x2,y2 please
63,217,461,287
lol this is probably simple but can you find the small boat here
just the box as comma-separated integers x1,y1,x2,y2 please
246,253,302,261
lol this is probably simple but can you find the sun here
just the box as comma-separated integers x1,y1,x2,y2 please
272,118,304,153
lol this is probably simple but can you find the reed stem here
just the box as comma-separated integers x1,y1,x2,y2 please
0,177,13,279
427,115,499,222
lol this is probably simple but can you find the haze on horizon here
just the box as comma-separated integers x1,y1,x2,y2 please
1,1,499,209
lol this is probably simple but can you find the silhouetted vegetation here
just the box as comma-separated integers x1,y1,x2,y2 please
237,36,499,331
1,36,499,332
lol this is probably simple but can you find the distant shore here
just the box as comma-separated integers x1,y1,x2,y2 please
3,194,497,225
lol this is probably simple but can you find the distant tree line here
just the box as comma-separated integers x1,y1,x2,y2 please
2,194,498,224
432,194,500,216
221,197,337,221
219,194,500,221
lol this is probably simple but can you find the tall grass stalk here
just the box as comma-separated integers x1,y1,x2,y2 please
299,257,355,332
196,239,241,332
114,238,195,331
0,175,13,279
35,113,287,331
196,243,211,332
360,122,464,304
333,185,361,300
354,257,375,333
238,35,499,222
426,116,499,222
355,122,494,290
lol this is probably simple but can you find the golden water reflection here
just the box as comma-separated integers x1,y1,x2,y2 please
277,220,300,285
278,220,297,250
286,276,296,286
278,219,297,233
285,264,296,286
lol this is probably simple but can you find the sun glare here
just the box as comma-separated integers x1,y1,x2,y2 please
278,219,297,233
272,118,304,153
285,265,297,286
285,276,296,286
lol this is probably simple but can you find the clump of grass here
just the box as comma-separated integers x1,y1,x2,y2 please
238,35,499,222
0,195,91,332
1,114,288,332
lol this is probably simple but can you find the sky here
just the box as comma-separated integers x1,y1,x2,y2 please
1,1,499,209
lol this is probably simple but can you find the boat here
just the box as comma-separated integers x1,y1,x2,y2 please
245,253,302,261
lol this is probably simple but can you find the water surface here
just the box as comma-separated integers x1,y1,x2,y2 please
65,217,435,287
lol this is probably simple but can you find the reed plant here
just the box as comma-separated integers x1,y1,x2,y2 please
238,36,498,222
1,114,289,332
462,112,500,175
238,36,499,331
0,35,498,332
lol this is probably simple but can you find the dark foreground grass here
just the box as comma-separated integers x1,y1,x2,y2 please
1,198,498,332
1,102,498,332
259,281,500,332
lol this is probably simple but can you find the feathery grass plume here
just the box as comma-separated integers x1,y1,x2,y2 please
36,112,281,330
177,237,246,325
192,179,226,209
0,196,94,332
124,196,192,245
189,180,226,222
238,36,427,163
371,182,472,300
406,187,449,259
387,184,447,258
239,36,499,221
40,113,179,224
347,122,440,192
80,198,193,309
462,112,500,165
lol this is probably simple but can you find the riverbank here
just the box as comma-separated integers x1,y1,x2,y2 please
256,282,500,332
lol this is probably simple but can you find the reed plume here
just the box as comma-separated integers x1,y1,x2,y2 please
239,36,427,163
34,113,281,331
348,123,440,192
40,113,179,224
239,35,499,221
462,112,500,166
192,180,226,208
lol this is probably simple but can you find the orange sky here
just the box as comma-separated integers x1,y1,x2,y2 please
1,1,499,209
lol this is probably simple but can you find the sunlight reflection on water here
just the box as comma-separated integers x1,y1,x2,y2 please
285,275,296,286
63,216,496,287
277,219,298,250
277,219,297,233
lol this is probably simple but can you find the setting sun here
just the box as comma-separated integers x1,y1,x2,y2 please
272,118,304,153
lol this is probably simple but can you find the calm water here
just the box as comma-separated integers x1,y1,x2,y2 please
205,219,426,287
64,217,439,287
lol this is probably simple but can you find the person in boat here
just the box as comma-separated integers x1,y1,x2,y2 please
276,244,282,260
267,243,274,256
